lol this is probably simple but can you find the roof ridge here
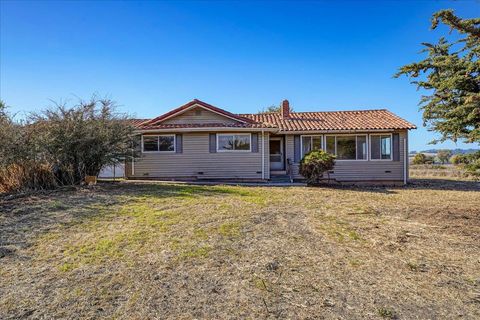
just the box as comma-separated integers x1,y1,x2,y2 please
291,108,388,114
239,109,389,116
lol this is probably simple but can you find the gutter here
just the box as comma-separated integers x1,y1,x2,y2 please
135,127,278,134
275,129,414,135
132,148,135,176
136,127,415,135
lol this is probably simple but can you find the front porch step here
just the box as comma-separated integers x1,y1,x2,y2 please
270,170,287,176
269,174,293,183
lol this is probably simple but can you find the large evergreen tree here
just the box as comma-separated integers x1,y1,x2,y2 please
395,10,479,144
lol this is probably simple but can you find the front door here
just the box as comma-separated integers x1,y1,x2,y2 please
270,137,284,170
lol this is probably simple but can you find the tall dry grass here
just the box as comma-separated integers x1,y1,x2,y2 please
409,164,465,178
0,162,57,194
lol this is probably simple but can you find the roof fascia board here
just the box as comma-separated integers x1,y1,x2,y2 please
153,103,248,125
135,127,278,134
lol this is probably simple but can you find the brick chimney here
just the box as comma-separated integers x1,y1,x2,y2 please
281,99,290,118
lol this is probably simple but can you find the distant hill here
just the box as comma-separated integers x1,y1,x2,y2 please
410,148,479,155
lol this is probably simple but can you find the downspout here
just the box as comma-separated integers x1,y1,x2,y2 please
403,138,407,185
132,144,135,176
261,130,265,180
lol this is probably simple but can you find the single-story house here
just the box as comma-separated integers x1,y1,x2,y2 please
126,99,416,184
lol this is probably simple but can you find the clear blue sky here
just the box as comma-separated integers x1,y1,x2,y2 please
1,0,479,151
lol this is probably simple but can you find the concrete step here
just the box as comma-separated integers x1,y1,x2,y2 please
269,174,293,183
270,170,287,175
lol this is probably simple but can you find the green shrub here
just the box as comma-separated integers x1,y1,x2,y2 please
412,153,434,164
464,152,480,179
412,153,426,164
450,154,470,165
449,151,480,179
299,150,335,185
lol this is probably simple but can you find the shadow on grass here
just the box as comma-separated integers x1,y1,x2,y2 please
117,177,480,194
407,178,479,191
317,178,478,193
304,178,479,193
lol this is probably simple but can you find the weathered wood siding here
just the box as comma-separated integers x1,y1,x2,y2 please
127,132,270,180
162,107,238,124
285,130,409,181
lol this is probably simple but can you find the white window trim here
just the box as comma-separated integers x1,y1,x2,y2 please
355,135,369,161
369,133,393,161
324,134,368,161
216,133,252,152
141,134,176,153
300,135,324,158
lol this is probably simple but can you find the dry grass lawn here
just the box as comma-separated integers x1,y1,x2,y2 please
1,179,479,319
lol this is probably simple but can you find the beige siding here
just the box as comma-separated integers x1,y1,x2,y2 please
128,132,270,180
162,107,238,124
285,130,408,182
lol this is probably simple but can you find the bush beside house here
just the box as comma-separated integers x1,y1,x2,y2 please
299,150,335,185
0,97,135,194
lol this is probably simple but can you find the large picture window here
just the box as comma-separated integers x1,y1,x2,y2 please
370,134,392,160
325,135,367,160
301,135,322,157
142,135,175,153
217,134,251,152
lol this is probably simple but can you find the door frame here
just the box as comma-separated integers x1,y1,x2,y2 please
269,136,285,171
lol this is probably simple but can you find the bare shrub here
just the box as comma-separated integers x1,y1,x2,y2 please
0,97,136,193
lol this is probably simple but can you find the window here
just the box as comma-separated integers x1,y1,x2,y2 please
217,134,251,152
142,135,175,153
301,135,322,157
325,135,368,160
326,136,335,154
370,134,392,160
336,136,356,160
357,136,367,160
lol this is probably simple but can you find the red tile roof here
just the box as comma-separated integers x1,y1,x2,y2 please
132,100,416,131
130,119,149,127
240,109,416,131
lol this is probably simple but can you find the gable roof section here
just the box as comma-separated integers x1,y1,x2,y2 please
140,99,256,127
240,109,417,132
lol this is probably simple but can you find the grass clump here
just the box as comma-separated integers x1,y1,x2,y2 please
218,221,241,237
179,245,211,259
317,216,363,243
378,307,397,319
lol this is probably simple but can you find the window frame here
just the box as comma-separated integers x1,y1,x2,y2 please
369,133,393,161
216,133,252,152
141,134,176,153
300,134,324,158
324,134,369,161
